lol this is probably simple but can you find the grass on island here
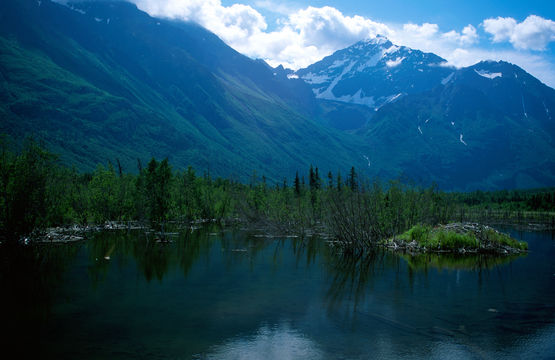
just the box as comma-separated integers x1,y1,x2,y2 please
394,224,528,251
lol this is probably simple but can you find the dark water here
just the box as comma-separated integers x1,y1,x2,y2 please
2,226,555,359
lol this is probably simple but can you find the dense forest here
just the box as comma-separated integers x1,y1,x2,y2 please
1,138,554,247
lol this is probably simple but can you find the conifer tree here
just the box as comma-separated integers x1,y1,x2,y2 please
309,165,316,192
294,171,301,196
348,166,357,192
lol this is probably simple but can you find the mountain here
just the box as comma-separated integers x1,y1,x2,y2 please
0,0,366,179
361,60,555,189
1,0,554,191
294,36,555,189
296,36,453,110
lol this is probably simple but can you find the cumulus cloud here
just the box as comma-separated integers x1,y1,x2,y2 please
483,15,555,50
442,25,479,46
402,22,439,38
133,0,267,45
235,4,394,68
289,6,391,51
129,0,480,70
388,22,479,65
125,0,554,87
131,0,395,69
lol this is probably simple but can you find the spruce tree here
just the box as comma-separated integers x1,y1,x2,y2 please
348,166,357,192
294,171,301,196
309,165,316,192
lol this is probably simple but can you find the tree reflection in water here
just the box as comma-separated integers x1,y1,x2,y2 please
0,241,82,354
323,249,396,315
321,245,526,318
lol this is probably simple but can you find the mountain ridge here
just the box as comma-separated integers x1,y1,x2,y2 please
1,0,554,190
0,0,367,180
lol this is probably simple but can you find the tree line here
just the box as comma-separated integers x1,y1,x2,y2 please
1,138,553,246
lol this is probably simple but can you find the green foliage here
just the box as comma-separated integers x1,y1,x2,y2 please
0,139,548,249
397,224,527,251
144,158,172,225
453,188,555,212
0,138,55,241
481,228,528,250
89,164,119,223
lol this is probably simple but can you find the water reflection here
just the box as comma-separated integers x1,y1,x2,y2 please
5,226,553,359
86,226,529,288
86,226,218,285
323,249,395,314
0,242,82,354
203,322,323,360
401,252,525,272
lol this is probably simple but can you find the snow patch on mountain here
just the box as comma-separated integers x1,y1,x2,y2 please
314,61,356,101
364,36,388,46
363,155,371,167
333,89,376,107
441,72,455,85
302,73,330,85
383,93,403,104
543,101,552,120
329,59,349,69
386,57,405,68
384,45,400,55
69,6,86,15
459,134,467,146
474,69,502,79
356,52,384,72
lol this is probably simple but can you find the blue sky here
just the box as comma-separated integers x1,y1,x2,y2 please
132,0,555,86
243,0,555,28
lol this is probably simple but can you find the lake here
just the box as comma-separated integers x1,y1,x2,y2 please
2,226,555,359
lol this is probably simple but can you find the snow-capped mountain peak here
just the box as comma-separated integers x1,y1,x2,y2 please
296,36,452,109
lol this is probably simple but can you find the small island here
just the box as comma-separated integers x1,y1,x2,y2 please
384,223,528,254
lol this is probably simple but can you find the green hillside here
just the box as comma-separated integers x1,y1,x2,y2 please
0,0,366,180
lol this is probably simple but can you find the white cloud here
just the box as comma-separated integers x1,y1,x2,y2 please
482,17,517,42
442,25,479,46
402,22,439,38
131,1,394,69
249,5,394,68
253,0,297,16
127,0,555,87
289,6,391,51
133,0,267,45
483,15,555,50
388,23,480,66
